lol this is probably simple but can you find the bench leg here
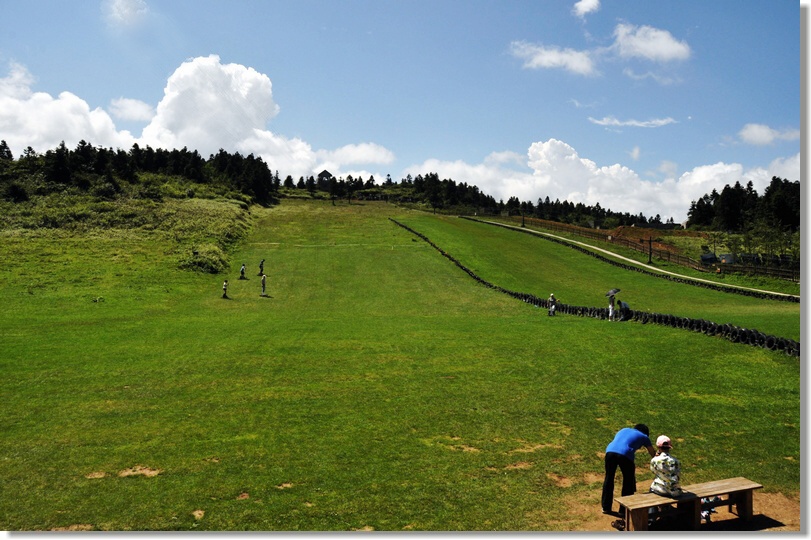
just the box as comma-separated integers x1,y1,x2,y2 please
678,500,701,530
625,508,649,531
736,490,754,521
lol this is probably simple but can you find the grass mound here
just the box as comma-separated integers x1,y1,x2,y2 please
0,188,253,274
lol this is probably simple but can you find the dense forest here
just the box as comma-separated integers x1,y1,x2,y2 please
687,177,800,233
0,140,800,239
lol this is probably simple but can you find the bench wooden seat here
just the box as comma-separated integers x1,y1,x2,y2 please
615,477,762,531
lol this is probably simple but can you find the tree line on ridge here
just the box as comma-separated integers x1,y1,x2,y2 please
0,140,799,240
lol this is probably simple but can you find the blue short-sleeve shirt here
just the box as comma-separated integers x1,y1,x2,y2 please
606,427,652,460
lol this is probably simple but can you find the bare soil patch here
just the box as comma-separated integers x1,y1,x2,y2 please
84,471,106,479
561,479,800,531
510,442,561,453
505,461,533,470
118,466,162,478
50,524,94,531
547,473,573,488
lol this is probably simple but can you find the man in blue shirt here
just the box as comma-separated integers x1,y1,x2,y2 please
601,423,656,515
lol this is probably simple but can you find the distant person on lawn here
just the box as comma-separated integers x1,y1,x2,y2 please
261,274,267,296
548,293,557,316
259,259,265,276
240,263,247,280
602,424,656,515
222,280,228,299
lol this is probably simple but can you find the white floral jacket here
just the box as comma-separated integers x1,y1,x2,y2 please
650,451,683,496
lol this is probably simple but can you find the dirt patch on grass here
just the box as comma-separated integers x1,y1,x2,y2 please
85,471,106,479
556,480,800,531
455,444,480,452
510,442,561,453
237,492,250,500
505,461,533,470
582,472,603,484
192,510,205,520
547,473,572,488
51,524,94,531
276,482,294,489
118,466,162,478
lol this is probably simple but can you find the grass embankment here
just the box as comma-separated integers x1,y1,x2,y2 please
484,217,800,297
417,216,799,340
0,199,799,531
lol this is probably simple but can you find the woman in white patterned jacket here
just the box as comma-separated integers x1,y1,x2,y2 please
650,435,683,497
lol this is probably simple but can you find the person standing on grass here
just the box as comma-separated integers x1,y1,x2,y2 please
222,280,228,299
601,424,656,515
548,293,557,316
261,273,267,296
240,263,246,280
259,258,265,276
608,294,616,321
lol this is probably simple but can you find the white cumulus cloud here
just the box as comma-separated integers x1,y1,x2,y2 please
0,57,395,180
510,41,596,76
738,123,800,145
613,23,691,62
572,0,600,19
109,97,155,122
0,59,798,224
404,139,798,223
141,55,280,155
0,62,135,153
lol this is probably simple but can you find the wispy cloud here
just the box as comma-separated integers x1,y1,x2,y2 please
622,68,680,85
572,0,600,19
738,123,800,145
569,98,598,109
589,116,677,128
512,22,689,83
510,41,595,75
316,143,395,168
102,0,149,28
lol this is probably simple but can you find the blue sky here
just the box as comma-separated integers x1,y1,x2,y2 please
0,0,802,221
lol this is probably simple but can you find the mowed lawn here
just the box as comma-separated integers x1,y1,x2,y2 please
0,199,800,531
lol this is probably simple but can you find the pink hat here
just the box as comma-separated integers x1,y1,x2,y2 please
656,435,672,448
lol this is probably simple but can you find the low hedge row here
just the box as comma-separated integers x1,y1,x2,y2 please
390,218,800,358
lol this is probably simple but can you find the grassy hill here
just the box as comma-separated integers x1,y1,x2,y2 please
0,198,799,531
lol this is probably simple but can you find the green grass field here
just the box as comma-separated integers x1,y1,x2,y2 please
0,199,800,530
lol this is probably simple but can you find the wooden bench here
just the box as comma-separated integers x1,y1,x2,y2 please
615,477,763,531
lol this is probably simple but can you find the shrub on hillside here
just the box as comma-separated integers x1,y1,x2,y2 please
3,182,29,203
178,243,229,274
